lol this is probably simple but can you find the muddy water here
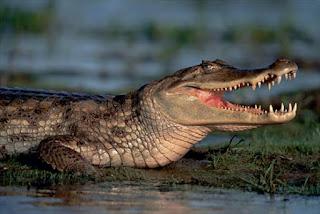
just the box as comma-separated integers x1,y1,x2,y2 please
1,182,320,214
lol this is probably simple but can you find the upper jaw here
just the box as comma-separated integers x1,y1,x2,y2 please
183,58,298,92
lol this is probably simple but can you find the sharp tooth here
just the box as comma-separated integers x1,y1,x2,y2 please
252,84,256,90
277,76,282,84
289,103,292,112
268,83,272,91
272,81,275,86
234,85,238,90
259,105,262,110
246,83,250,86
261,79,265,83
275,109,278,113
285,73,288,80
258,82,261,88
269,105,274,113
229,87,233,91
255,104,257,109
293,73,297,79
281,103,284,112
293,103,297,112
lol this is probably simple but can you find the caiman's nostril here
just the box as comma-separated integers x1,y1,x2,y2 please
271,59,298,72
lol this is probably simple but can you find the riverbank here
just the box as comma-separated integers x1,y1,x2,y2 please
1,115,319,195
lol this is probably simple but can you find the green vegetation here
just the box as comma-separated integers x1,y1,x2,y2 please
106,22,203,46
99,21,315,60
0,160,92,187
221,22,314,56
211,118,320,195
0,6,51,33
222,22,313,45
105,21,313,46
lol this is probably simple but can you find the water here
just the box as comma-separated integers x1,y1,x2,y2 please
1,183,320,214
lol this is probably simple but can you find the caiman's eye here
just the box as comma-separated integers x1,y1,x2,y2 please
204,64,215,70
202,63,220,74
201,59,227,72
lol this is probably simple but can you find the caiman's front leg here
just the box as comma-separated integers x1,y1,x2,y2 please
38,136,98,175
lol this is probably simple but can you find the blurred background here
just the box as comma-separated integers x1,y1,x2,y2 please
0,0,319,114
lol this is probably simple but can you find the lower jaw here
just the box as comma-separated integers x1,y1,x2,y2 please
211,101,263,114
211,124,260,132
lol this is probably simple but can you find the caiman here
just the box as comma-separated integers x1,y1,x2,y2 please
0,58,298,174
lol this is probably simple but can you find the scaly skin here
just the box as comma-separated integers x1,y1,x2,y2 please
0,58,298,173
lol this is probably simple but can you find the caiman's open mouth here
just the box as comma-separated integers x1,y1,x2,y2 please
185,68,297,119
155,58,298,128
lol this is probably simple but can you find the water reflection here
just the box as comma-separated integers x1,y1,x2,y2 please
1,183,320,214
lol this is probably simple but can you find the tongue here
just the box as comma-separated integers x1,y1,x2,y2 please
184,87,264,114
204,94,230,108
187,88,232,108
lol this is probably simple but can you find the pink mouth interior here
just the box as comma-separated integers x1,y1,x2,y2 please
186,87,263,114
188,88,234,108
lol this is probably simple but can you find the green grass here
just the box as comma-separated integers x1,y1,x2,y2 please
205,117,320,195
0,158,94,187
